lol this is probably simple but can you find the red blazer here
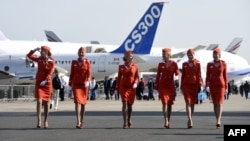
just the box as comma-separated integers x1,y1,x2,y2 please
205,60,228,90
69,58,91,87
181,59,203,89
116,62,139,91
27,50,54,84
154,60,179,90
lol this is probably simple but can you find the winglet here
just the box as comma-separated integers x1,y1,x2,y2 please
110,2,165,54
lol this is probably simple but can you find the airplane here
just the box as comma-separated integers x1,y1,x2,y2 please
1,2,249,86
1,47,250,85
206,37,243,54
0,2,166,84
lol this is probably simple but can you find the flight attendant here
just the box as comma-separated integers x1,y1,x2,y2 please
180,49,203,129
154,48,179,128
115,51,139,129
205,48,228,129
69,47,91,129
27,46,55,129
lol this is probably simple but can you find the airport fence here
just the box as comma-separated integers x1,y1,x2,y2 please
0,84,159,102
0,84,106,102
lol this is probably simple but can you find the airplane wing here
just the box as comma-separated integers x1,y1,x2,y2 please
172,45,206,58
0,70,15,79
0,70,36,80
133,55,146,63
55,66,68,75
206,44,219,50
193,45,207,51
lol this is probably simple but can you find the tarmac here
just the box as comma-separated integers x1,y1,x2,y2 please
0,93,250,141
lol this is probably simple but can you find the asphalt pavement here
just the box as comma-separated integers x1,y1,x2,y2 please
0,94,249,141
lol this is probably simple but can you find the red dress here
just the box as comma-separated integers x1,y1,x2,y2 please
181,59,203,104
155,60,179,105
116,62,139,104
27,50,55,102
69,58,91,104
205,60,228,104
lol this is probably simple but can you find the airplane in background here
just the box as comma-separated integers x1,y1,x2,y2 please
0,31,10,41
206,37,243,54
1,2,249,86
2,46,249,84
0,2,166,84
44,30,63,42
224,37,243,54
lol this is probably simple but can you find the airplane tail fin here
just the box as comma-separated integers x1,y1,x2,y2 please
224,37,243,54
110,2,165,54
44,30,63,42
0,31,10,41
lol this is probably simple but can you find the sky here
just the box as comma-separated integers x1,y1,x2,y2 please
0,0,250,61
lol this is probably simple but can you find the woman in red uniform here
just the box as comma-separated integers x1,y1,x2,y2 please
69,47,91,129
180,49,203,128
205,48,228,129
115,51,139,129
154,48,179,128
27,46,55,128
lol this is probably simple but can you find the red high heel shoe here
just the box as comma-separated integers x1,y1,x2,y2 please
76,123,82,129
44,122,49,129
187,121,193,129
164,123,170,129
37,121,41,128
123,124,128,129
216,124,221,129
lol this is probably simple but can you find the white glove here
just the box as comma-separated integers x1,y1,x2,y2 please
40,80,47,86
33,47,40,51
114,90,118,95
85,82,90,88
132,83,137,89
180,89,183,94
206,87,210,93
225,89,228,95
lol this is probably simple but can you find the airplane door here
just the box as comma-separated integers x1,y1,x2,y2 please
97,55,106,72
